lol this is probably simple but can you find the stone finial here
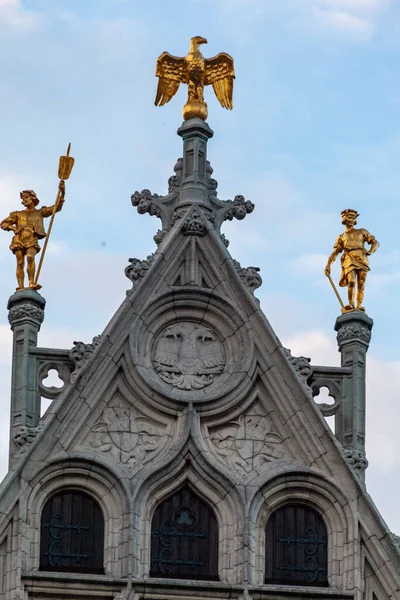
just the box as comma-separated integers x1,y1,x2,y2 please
130,119,254,244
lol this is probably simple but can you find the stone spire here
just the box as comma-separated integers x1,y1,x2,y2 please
131,119,254,246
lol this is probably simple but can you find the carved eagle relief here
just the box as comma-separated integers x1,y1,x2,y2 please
154,322,225,390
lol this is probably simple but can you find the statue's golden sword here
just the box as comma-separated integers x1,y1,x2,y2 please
326,273,346,312
33,143,75,287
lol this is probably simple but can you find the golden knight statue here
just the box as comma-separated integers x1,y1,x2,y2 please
325,209,379,312
155,36,235,121
1,182,65,291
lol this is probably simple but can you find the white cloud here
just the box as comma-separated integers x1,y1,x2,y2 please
287,253,327,277
316,0,385,9
0,0,40,32
313,8,374,39
309,0,391,39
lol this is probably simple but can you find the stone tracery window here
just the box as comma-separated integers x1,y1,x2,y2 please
265,504,328,587
150,485,219,580
40,490,104,573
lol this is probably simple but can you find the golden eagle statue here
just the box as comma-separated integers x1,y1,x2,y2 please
155,36,235,121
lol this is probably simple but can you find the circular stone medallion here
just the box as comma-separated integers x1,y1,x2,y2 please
130,289,254,405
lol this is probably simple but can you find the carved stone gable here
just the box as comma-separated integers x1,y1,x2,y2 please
86,394,170,467
207,401,288,477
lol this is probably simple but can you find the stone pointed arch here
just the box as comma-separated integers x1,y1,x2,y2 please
23,457,131,577
150,484,219,580
132,438,245,583
248,468,356,588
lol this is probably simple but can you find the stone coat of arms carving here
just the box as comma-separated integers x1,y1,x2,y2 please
209,404,287,476
88,395,168,466
153,322,225,390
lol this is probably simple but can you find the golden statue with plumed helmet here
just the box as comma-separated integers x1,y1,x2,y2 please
1,144,74,292
325,209,379,312
155,36,235,121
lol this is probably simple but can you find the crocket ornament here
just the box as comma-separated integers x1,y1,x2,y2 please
155,36,235,121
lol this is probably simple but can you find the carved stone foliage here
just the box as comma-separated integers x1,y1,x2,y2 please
181,209,208,237
343,448,368,477
125,254,154,291
283,347,313,386
222,195,254,222
168,158,183,193
336,323,371,346
233,260,262,294
69,335,103,383
390,533,400,551
13,424,43,454
88,394,168,466
208,402,287,477
8,301,44,325
171,207,188,225
220,233,229,248
154,230,167,245
153,322,225,390
206,160,218,198
131,189,161,218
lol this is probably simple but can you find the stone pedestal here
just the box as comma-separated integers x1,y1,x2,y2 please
176,118,214,204
7,290,45,462
334,310,373,481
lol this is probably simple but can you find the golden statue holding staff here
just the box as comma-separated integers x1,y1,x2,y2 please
155,36,235,121
324,209,379,312
1,144,74,292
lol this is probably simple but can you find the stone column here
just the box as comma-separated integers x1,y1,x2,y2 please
7,290,45,462
177,118,214,204
334,311,373,482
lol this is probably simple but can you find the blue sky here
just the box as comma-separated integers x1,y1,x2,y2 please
0,0,399,532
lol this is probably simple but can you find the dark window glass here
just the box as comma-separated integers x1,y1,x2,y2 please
40,490,104,573
150,485,219,580
265,504,328,587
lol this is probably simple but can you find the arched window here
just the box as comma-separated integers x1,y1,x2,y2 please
265,504,328,587
150,485,219,580
40,490,104,573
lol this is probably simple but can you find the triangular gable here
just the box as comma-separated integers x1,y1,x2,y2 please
0,117,399,597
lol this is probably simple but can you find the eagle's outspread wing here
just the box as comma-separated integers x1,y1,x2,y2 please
204,52,235,110
154,335,181,367
155,52,187,107
197,336,225,370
